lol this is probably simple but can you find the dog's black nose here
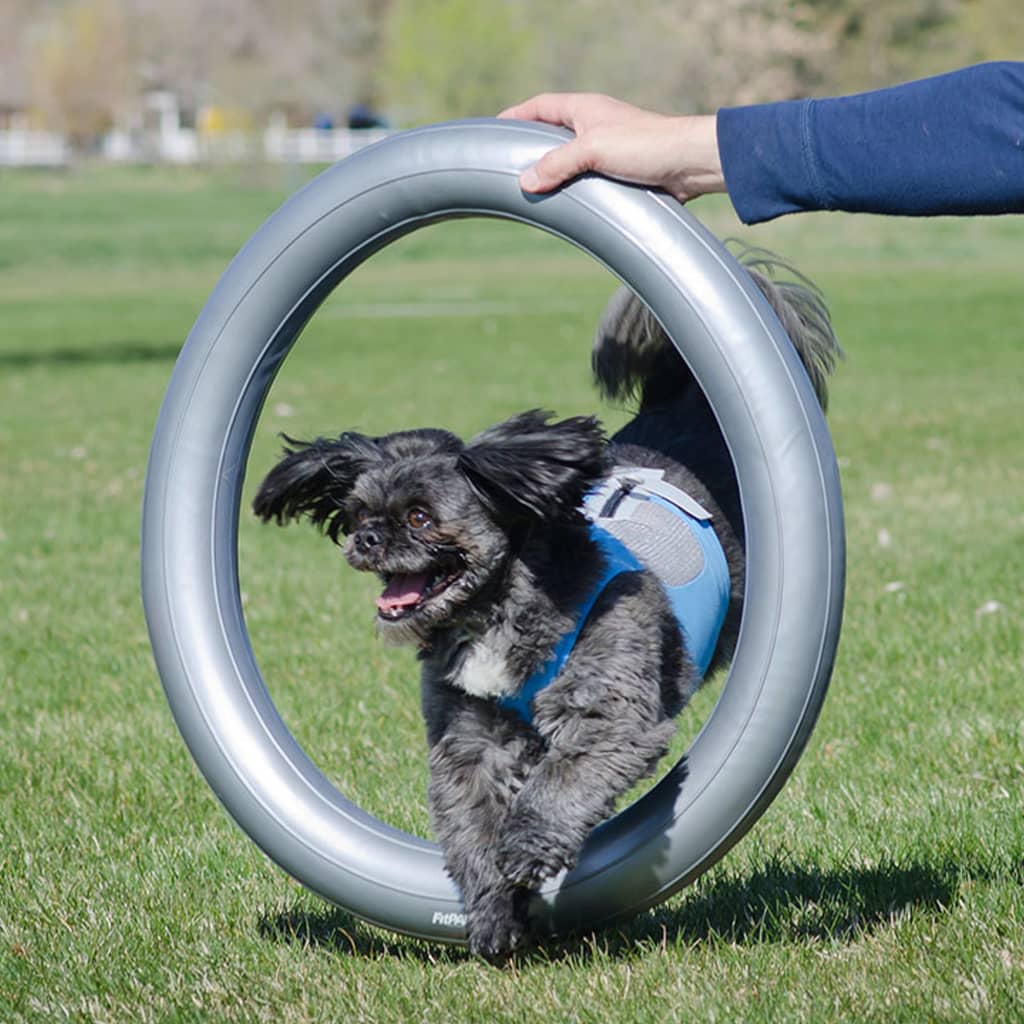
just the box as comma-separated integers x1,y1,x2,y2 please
355,528,383,553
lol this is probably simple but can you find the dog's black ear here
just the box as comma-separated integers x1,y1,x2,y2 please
252,433,381,542
458,410,610,523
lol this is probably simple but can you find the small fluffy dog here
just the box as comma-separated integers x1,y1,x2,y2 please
253,250,838,957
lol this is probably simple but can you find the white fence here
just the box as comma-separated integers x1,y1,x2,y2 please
263,127,390,163
0,127,391,168
0,130,71,167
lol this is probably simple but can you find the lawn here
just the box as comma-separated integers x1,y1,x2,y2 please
1,162,1022,1023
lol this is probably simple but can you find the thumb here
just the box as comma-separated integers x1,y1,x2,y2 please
520,138,592,193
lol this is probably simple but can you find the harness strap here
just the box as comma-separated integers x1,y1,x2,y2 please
498,468,731,726
587,466,714,521
497,528,641,724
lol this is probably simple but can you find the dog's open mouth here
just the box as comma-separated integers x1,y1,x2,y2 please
375,566,463,620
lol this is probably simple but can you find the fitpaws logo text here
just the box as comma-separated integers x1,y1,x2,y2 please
431,911,468,928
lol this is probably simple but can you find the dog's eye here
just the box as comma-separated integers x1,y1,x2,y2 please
406,507,432,530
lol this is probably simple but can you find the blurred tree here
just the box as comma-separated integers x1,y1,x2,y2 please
7,0,1021,140
945,0,1024,66
30,0,135,147
381,0,534,121
127,0,392,122
525,0,837,111
380,0,838,123
797,0,994,92
0,0,33,121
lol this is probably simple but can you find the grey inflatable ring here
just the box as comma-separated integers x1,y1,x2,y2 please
142,119,844,942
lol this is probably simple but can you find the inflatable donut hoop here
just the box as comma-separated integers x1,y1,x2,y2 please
141,119,845,942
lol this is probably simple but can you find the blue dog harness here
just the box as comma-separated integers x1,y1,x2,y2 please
498,468,731,725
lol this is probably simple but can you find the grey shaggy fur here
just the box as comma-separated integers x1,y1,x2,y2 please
252,253,838,957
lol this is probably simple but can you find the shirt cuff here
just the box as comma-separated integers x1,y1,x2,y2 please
717,99,826,224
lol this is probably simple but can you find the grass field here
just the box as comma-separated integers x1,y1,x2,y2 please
1,162,1022,1023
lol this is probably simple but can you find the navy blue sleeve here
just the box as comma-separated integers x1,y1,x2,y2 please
716,62,1024,224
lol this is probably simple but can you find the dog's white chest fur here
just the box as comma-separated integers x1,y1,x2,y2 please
449,640,517,700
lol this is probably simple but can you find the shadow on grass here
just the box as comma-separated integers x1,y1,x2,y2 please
258,854,987,964
631,856,962,947
258,904,463,965
0,340,181,369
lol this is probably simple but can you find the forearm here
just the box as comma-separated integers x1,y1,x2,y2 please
718,61,1024,223
657,114,726,203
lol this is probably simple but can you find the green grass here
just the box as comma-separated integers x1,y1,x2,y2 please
1,163,1023,1023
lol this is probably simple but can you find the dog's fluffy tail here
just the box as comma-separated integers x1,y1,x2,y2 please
592,244,841,412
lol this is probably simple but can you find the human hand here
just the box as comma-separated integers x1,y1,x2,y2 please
498,92,725,203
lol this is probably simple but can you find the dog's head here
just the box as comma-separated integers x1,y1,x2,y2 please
253,410,610,645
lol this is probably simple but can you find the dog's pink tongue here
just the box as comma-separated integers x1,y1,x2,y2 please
376,573,429,611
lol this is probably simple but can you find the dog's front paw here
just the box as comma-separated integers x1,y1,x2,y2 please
496,810,580,889
468,887,530,961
